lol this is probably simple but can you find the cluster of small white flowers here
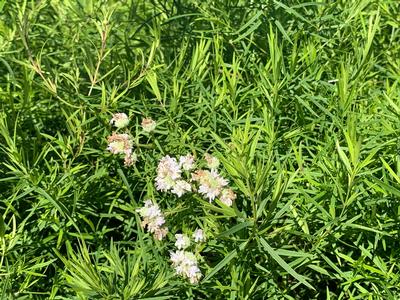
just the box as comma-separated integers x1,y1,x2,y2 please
107,113,137,166
219,187,237,206
175,233,191,249
110,113,129,129
170,228,206,284
170,250,202,284
192,169,229,201
107,132,136,166
107,133,131,155
192,228,206,243
105,113,240,286
136,200,168,240
191,154,237,206
179,154,195,171
123,150,137,167
155,155,193,197
171,180,192,197
155,153,236,206
141,118,157,132
204,153,220,170
155,155,182,191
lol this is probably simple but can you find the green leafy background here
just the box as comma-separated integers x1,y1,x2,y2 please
0,0,399,299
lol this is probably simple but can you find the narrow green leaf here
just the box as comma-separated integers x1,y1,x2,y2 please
336,140,352,174
146,71,161,101
0,214,5,238
202,249,237,282
258,237,314,290
217,221,253,238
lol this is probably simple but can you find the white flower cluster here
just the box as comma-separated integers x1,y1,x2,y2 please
136,200,168,240
155,153,236,206
175,233,191,249
170,228,206,284
107,113,137,166
110,113,129,129
106,132,137,166
170,250,202,284
155,154,194,197
192,228,206,243
192,169,228,201
105,113,241,286
135,198,206,284
141,118,157,132
192,154,236,206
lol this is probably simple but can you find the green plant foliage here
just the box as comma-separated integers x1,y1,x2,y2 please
1,0,400,299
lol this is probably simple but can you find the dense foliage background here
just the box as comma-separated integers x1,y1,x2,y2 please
1,0,400,299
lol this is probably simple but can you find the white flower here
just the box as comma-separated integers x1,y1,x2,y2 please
204,153,220,170
187,265,202,284
123,150,137,167
192,169,228,201
175,234,191,249
141,118,157,132
192,228,206,243
170,250,186,265
219,188,236,206
136,200,168,240
153,227,168,240
110,113,129,129
107,133,133,155
179,154,195,171
170,250,202,284
171,180,192,197
155,155,182,192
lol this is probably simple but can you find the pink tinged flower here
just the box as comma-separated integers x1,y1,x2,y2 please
175,234,191,249
170,250,186,265
107,133,132,155
123,150,137,167
155,155,182,192
136,200,168,240
187,265,202,284
219,188,236,207
141,118,157,132
110,113,129,129
170,250,202,284
204,153,220,170
171,180,192,197
192,169,228,201
179,154,195,171
153,227,168,240
154,216,166,227
192,228,206,243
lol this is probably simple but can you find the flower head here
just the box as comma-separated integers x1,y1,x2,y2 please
192,228,206,243
123,150,138,167
155,155,181,192
171,180,192,197
136,200,168,240
142,118,156,132
179,154,195,171
107,133,132,155
192,169,228,201
175,234,191,249
110,113,129,129
204,153,220,170
219,188,236,206
170,250,202,284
